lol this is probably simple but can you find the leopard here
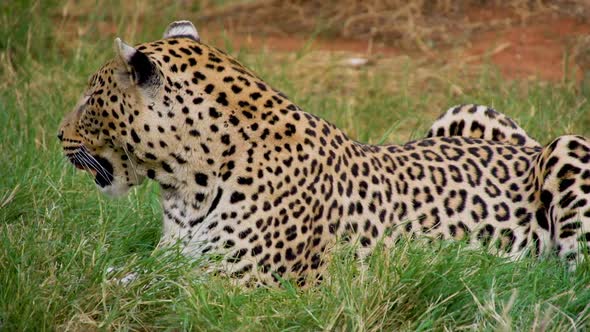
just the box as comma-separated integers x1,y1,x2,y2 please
58,20,590,286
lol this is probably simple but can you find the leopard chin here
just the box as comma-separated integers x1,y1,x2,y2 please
98,180,133,197
67,151,132,196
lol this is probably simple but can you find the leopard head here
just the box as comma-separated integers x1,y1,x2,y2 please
58,21,204,196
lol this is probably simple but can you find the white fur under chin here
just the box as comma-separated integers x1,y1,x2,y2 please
99,181,131,197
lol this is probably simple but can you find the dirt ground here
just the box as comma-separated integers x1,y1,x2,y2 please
197,1,590,83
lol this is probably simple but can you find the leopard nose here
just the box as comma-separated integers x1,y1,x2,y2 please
57,131,64,141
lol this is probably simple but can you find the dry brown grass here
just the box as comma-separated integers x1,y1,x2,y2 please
199,0,590,49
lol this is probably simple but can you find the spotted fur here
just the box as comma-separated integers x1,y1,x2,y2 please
58,21,590,286
427,104,541,148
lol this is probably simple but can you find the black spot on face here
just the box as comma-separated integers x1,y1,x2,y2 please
130,129,141,143
162,161,173,173
195,172,208,186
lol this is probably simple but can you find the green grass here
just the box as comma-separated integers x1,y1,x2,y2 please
2,1,590,330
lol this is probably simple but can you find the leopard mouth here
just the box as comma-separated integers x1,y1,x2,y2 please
68,151,114,187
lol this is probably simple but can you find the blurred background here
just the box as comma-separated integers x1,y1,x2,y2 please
197,0,590,82
7,1,590,78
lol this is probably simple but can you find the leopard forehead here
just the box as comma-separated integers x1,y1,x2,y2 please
135,37,261,88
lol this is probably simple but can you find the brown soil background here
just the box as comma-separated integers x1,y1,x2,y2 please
195,0,590,83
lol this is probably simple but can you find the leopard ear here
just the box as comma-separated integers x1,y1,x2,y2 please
163,20,200,41
114,38,160,89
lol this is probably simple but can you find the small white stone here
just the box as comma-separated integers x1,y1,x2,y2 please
119,272,139,285
344,57,369,67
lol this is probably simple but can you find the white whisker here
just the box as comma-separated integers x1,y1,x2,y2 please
120,143,140,182
73,150,113,185
79,147,113,184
